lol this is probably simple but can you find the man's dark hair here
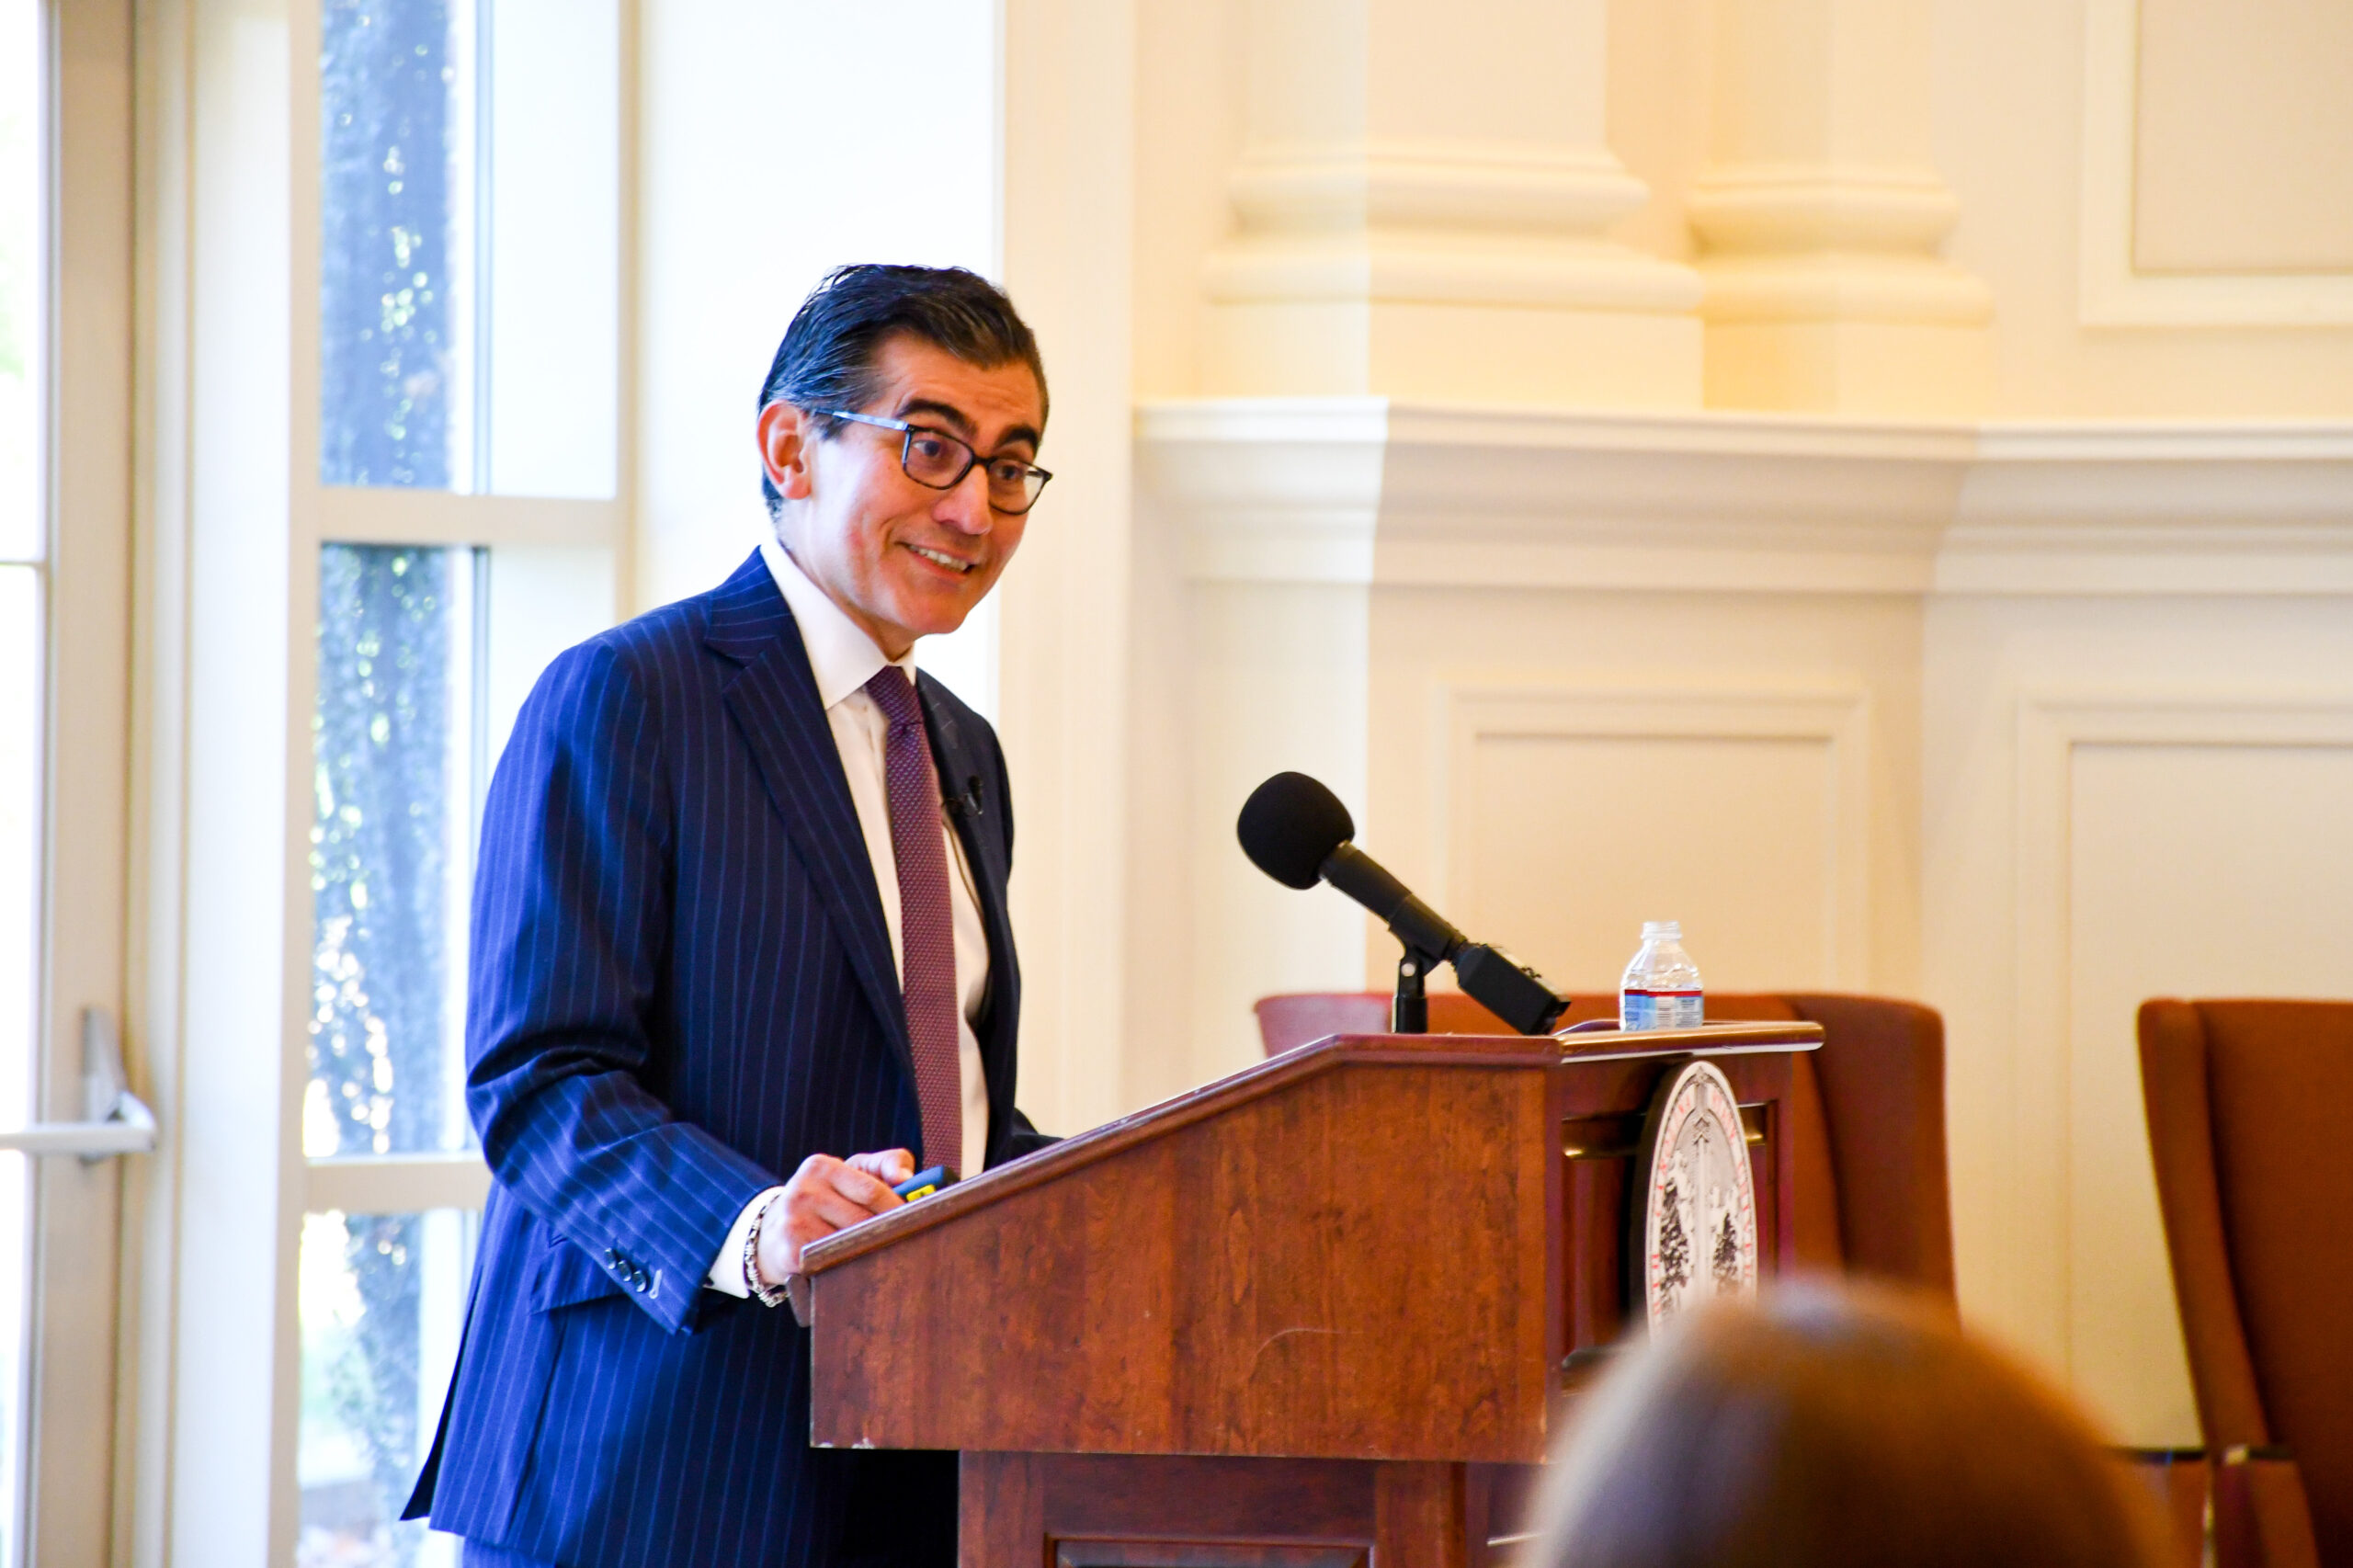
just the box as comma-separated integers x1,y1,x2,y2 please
757,264,1048,518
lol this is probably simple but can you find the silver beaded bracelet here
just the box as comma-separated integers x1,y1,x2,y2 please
742,1192,790,1309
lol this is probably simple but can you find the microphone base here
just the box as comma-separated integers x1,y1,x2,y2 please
1392,945,1441,1034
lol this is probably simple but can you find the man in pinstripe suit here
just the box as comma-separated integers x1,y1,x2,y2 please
405,267,1059,1567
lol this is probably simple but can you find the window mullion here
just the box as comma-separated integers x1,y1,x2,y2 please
312,488,623,550
302,1154,489,1217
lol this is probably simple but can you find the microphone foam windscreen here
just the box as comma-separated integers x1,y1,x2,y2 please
1237,772,1356,890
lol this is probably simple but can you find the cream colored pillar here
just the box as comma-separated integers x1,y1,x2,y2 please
1202,0,1703,408
1690,0,1991,415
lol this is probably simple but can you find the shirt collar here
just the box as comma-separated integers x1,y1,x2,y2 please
759,535,917,711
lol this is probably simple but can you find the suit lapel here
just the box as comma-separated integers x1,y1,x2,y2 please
705,553,913,1080
919,679,1015,982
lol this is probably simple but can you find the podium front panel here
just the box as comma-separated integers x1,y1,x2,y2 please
801,1024,1819,1471
808,1040,1560,1462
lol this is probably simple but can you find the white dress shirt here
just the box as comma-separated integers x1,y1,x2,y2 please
705,539,993,1296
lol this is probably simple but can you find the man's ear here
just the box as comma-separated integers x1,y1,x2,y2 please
756,401,816,502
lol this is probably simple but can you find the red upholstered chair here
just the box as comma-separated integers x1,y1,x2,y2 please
2141,1000,2351,1568
1253,990,1955,1300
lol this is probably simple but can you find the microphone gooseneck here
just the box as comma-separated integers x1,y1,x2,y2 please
1321,845,1463,962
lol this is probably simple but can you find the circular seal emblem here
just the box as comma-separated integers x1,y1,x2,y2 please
1631,1058,1758,1330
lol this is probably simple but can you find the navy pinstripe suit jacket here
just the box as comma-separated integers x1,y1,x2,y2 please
404,551,1048,1567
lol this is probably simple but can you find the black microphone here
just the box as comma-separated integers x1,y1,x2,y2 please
942,774,984,822
1236,772,1567,1035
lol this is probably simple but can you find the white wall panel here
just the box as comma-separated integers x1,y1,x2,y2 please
1436,677,1871,994
2132,0,2353,276
1927,585,2353,1440
2077,0,2353,324
2066,737,2353,1439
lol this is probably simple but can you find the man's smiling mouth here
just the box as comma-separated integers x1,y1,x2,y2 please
906,544,975,574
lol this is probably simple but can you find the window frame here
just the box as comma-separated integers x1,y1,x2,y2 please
124,2,639,1562
2,0,141,1562
283,0,636,1544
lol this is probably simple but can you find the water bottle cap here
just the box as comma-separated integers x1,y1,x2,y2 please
1642,920,1682,940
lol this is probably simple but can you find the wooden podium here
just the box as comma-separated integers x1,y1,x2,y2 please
799,1022,1821,1567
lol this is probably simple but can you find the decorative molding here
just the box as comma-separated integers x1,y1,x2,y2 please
1204,237,1703,314
2008,686,2353,1378
1141,398,1972,591
1135,399,1386,584
1136,400,2353,596
2079,0,2353,326
1689,165,1962,256
1943,423,2353,593
1374,407,1965,592
1204,139,1701,315
1688,165,1992,326
1429,673,1874,989
1228,140,1650,236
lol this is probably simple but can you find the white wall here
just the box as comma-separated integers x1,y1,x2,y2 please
636,0,1142,1138
1368,586,1922,1003
1924,590,2353,1442
634,0,1002,710
1931,0,2353,416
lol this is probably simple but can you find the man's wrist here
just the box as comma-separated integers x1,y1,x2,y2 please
742,1189,791,1309
706,1184,787,1298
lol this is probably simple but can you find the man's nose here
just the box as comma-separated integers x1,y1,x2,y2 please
936,464,995,532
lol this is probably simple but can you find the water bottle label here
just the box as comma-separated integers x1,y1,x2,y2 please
1621,989,1703,1030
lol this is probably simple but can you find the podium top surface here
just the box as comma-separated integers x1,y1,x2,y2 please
801,1019,1819,1278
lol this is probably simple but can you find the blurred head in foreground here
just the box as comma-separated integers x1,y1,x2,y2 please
1531,1286,2162,1568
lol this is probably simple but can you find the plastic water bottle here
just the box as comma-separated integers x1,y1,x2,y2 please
1620,921,1703,1030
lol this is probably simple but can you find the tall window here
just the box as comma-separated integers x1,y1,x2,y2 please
299,3,620,1562
318,0,619,501
319,1,460,490
299,545,480,1568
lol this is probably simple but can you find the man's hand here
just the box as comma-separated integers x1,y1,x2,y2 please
758,1148,914,1286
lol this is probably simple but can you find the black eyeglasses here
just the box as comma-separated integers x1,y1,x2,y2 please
824,410,1053,515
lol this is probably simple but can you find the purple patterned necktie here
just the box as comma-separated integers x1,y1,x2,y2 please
863,665,964,1176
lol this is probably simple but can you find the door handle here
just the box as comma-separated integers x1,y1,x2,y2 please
0,1008,159,1162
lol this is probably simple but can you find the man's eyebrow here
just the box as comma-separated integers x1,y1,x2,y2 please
895,397,1040,455
892,397,976,435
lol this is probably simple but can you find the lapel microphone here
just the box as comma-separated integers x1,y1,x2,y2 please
913,678,983,824
942,774,984,823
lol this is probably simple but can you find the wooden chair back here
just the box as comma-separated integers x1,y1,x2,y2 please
2141,999,2352,1568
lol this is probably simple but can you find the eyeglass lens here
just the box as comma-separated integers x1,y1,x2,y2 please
903,427,1046,511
